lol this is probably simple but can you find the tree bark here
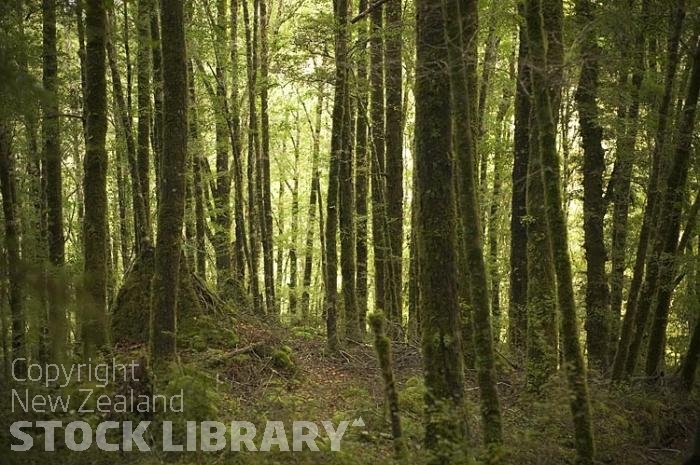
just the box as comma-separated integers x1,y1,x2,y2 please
508,24,529,356
575,0,609,370
415,0,469,458
150,0,188,362
259,0,276,315
355,0,370,335
136,0,153,249
0,123,25,377
42,0,67,362
644,32,700,377
444,0,502,447
524,0,595,462
82,0,109,356
301,88,324,319
325,0,351,350
611,0,684,380
384,0,403,339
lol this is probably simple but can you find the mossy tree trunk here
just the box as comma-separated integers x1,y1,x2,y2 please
575,0,609,371
213,0,234,297
187,61,207,278
415,0,469,460
150,0,188,362
325,0,350,350
508,23,529,356
243,0,262,313
355,0,370,336
608,0,650,377
370,1,389,323
645,32,700,377
259,0,277,316
611,0,685,379
82,0,109,357
42,0,67,362
443,0,503,448
136,0,152,250
524,0,595,462
150,7,163,198
384,0,403,339
301,87,323,319
0,122,25,377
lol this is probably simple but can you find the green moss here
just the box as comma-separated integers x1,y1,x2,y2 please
110,248,206,345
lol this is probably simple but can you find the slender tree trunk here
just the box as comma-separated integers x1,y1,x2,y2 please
259,0,276,315
680,239,700,389
107,12,147,264
150,7,163,201
645,33,700,377
243,0,262,313
325,0,351,350
340,81,358,341
230,0,246,285
524,1,595,462
370,1,389,319
150,0,188,362
487,90,510,343
82,0,109,356
0,123,26,378
213,0,234,297
288,122,300,316
575,0,609,371
525,79,558,392
384,0,403,339
508,25,529,356
136,0,153,249
187,61,207,278
355,0,369,336
301,88,324,318
611,0,684,380
415,1,469,459
609,0,650,376
42,0,67,362
444,0,503,447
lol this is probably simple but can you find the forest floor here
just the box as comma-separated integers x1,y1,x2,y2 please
1,310,698,465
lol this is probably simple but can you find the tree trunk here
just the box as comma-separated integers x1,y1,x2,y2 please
259,0,276,315
288,121,300,316
575,0,609,371
384,0,403,339
82,0,109,356
444,0,503,447
608,0,650,377
524,0,595,462
230,0,247,285
415,0,469,459
644,33,700,377
107,12,147,263
42,0,67,362
136,0,153,249
0,122,26,377
325,0,351,350
355,0,369,336
301,88,324,319
611,0,684,380
150,7,164,201
243,0,262,313
150,0,188,362
213,0,234,297
187,61,207,278
370,1,389,319
508,25,529,356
